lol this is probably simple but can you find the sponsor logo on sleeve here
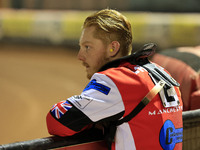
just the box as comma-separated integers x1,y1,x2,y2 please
159,120,183,150
68,95,93,109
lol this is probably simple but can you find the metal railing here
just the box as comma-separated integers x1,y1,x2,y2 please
182,109,200,150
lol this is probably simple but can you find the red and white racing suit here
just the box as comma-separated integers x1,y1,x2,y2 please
46,61,183,150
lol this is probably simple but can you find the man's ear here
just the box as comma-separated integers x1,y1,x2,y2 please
109,41,120,57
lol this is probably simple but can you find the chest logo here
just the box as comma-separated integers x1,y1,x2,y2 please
159,120,183,150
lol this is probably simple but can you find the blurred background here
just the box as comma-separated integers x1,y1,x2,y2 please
0,0,200,145
0,0,200,49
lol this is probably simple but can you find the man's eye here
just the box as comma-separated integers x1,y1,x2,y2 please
85,46,90,50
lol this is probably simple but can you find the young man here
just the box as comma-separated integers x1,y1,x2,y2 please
46,9,183,150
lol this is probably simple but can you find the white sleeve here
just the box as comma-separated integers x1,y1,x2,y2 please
68,73,125,122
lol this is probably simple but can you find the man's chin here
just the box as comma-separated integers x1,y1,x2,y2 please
87,74,92,80
86,71,95,80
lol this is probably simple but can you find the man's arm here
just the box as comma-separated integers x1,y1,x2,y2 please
46,73,125,137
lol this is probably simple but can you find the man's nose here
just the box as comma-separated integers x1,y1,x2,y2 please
77,49,85,61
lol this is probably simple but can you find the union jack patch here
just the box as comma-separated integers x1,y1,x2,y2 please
51,100,72,119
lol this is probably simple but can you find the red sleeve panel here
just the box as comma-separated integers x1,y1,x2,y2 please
46,112,77,136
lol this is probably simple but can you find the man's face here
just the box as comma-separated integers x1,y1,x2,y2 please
78,26,110,79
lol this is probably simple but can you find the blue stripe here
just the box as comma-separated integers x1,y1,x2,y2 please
83,79,111,95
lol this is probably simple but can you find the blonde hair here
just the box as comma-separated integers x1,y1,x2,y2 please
83,9,133,56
